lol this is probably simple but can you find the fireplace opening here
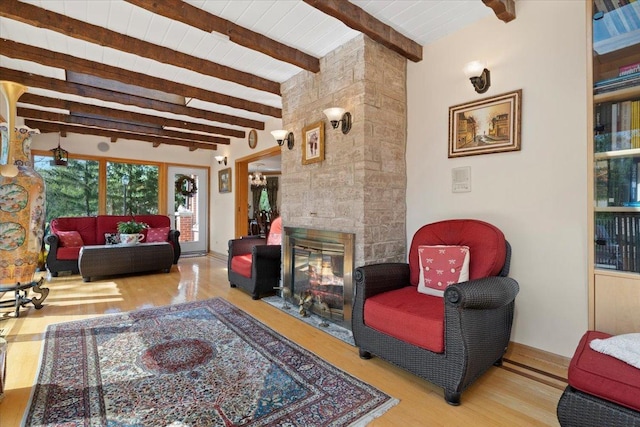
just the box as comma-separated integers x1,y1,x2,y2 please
283,228,355,330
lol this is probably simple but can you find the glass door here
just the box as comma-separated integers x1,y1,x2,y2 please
168,166,208,255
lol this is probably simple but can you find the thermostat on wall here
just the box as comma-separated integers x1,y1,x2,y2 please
452,166,471,193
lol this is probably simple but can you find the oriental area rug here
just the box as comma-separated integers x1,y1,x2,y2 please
24,298,397,426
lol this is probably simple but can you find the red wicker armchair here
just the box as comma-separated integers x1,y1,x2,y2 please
227,217,282,300
352,219,519,405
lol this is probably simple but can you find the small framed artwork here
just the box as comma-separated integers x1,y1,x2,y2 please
448,89,522,158
218,167,232,193
302,121,325,165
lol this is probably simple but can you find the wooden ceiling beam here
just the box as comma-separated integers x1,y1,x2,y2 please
125,0,320,73
25,120,218,151
19,93,245,139
18,107,230,145
482,0,516,23
303,0,422,62
0,39,281,118
0,67,265,130
0,0,281,94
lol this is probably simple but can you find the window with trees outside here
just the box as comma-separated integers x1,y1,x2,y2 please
34,154,162,225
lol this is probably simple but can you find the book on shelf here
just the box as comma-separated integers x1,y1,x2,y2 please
620,62,640,77
595,99,640,150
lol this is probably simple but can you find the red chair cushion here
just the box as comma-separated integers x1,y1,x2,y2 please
231,254,253,278
409,219,506,286
568,330,640,412
267,217,282,245
364,286,445,353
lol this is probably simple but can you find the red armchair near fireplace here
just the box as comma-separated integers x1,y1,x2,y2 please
228,216,282,300
352,219,519,405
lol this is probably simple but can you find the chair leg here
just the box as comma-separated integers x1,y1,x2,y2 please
358,349,372,359
494,357,503,367
251,293,260,300
444,390,461,406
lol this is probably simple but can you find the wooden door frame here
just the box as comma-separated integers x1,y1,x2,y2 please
234,145,281,238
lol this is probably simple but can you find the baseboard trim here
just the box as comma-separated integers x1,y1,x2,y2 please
208,251,227,262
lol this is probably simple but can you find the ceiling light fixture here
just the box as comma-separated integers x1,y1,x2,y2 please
215,155,227,165
270,130,294,149
50,132,69,167
464,61,491,94
323,107,352,134
249,163,267,187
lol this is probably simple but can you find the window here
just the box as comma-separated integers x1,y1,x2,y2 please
34,156,99,223
34,152,164,220
106,161,159,215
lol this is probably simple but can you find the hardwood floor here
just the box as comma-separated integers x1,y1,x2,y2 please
0,256,563,426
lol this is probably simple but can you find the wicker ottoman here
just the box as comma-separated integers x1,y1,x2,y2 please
79,242,174,282
557,331,640,427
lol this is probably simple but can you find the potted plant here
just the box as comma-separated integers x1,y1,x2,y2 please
117,220,148,245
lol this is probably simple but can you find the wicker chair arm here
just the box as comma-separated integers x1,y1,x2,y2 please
228,237,265,257
253,244,282,260
354,263,410,299
444,276,519,309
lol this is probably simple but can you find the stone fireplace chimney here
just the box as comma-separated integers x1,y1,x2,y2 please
279,34,408,268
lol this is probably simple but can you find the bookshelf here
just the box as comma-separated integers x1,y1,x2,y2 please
589,1,640,334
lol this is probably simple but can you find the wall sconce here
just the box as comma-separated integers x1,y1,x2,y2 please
215,155,227,165
270,130,294,149
323,107,352,134
464,61,491,94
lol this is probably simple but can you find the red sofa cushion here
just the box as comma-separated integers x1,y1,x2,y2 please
56,246,82,260
568,330,640,412
147,227,170,243
50,216,98,246
364,286,445,353
57,231,84,247
409,219,506,286
230,254,253,278
95,215,171,244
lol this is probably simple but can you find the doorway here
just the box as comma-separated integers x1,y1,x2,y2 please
168,166,209,255
234,146,281,237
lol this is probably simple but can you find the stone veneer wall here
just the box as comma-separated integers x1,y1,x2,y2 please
280,35,407,267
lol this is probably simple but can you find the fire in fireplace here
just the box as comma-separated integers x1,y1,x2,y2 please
283,227,355,329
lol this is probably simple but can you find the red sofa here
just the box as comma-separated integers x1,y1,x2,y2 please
45,215,181,276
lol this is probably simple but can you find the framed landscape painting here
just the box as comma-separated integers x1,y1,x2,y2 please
448,89,522,158
302,121,325,165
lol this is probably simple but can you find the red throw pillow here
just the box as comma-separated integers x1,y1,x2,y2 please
417,245,470,297
146,227,170,243
57,230,84,247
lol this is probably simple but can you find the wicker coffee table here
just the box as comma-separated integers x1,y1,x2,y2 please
79,242,174,282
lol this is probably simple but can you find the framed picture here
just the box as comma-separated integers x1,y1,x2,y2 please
448,89,522,158
218,167,231,193
302,121,325,165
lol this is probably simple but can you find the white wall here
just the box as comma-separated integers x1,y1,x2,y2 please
406,1,588,357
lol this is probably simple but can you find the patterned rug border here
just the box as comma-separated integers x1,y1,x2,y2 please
24,298,398,426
